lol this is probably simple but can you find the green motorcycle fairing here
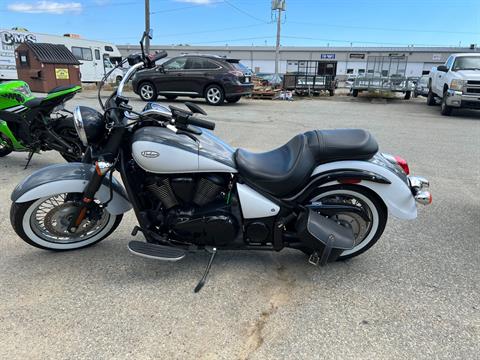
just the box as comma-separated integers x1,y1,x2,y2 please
0,81,81,151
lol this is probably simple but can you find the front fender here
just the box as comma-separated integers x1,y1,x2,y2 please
311,160,417,220
11,163,132,216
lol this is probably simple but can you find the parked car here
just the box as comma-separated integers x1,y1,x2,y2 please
414,75,429,97
132,54,253,105
428,53,480,115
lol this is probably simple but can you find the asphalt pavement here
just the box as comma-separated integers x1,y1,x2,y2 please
0,92,478,359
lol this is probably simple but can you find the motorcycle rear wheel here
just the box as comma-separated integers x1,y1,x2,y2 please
302,185,388,260
0,133,13,157
10,193,122,251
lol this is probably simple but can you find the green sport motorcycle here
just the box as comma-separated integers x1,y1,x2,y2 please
0,81,85,164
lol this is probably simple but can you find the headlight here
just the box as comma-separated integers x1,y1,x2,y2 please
73,106,104,147
450,79,465,91
14,84,32,97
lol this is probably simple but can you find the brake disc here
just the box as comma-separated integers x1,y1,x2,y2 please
43,203,98,237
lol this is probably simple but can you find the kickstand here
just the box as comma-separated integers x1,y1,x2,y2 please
194,247,217,293
24,150,35,169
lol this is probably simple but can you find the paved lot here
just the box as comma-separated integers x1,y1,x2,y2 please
1,92,479,359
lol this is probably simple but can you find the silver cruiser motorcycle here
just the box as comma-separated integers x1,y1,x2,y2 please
10,46,432,291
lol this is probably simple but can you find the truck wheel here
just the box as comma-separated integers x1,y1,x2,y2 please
426,90,436,106
404,91,411,100
440,91,453,116
328,89,335,96
352,89,359,97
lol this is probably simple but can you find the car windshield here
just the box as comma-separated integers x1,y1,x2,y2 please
452,56,480,71
232,62,251,74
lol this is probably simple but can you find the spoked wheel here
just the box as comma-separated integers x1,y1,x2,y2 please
0,133,13,157
303,185,387,260
10,193,122,251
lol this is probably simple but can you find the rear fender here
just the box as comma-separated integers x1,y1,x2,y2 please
305,159,416,220
11,163,132,215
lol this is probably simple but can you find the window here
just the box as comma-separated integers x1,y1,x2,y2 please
445,56,454,69
72,47,93,61
358,69,365,75
346,68,354,74
18,52,29,67
381,70,389,76
104,45,114,52
203,59,220,69
163,57,187,70
186,58,220,70
422,70,430,75
95,49,100,60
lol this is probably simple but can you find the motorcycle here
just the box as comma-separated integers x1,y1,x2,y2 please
9,33,431,292
0,80,85,164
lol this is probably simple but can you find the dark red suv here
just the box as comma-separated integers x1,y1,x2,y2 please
132,54,253,105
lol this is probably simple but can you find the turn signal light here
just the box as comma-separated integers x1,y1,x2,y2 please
393,156,410,175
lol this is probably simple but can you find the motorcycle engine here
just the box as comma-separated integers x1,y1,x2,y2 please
145,174,239,246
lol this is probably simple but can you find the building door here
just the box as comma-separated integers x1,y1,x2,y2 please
317,62,337,76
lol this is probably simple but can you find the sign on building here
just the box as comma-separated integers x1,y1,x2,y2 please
321,54,335,60
432,54,442,61
349,53,365,59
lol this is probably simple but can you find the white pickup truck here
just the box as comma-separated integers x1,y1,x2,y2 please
428,53,480,115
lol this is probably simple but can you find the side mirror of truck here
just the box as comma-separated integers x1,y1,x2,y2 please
437,65,448,72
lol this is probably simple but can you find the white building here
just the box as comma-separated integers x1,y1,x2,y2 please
118,44,478,78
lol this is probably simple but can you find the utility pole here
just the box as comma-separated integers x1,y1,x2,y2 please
145,0,150,53
272,0,286,77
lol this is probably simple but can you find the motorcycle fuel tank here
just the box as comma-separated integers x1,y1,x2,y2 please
132,126,237,173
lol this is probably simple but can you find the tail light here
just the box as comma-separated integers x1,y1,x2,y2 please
393,156,410,175
228,70,243,77
382,153,410,175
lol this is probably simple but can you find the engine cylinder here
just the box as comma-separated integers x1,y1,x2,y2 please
146,178,178,209
193,176,224,206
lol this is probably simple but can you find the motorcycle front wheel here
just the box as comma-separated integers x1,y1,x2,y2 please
303,185,388,260
10,193,122,251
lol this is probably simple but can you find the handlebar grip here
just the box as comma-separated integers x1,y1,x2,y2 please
188,116,215,130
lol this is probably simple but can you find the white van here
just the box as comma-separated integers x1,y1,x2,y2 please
0,28,124,83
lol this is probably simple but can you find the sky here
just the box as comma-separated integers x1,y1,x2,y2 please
0,0,479,47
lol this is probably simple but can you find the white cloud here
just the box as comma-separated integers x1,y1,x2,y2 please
8,1,82,14
174,0,215,4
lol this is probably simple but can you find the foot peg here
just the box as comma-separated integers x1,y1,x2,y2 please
128,240,186,261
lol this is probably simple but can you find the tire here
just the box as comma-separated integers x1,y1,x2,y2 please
164,95,177,100
441,91,453,116
226,96,241,103
55,118,86,162
10,194,123,251
139,82,158,101
404,91,411,100
413,91,418,98
0,133,13,157
328,89,335,96
300,185,388,261
205,84,225,106
426,89,436,106
352,89,359,97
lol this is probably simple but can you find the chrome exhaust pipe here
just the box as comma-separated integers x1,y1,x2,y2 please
415,190,432,205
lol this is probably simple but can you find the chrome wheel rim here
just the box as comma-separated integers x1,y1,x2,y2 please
309,189,379,255
29,194,111,244
207,88,221,103
141,84,154,99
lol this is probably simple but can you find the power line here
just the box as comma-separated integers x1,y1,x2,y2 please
223,0,271,24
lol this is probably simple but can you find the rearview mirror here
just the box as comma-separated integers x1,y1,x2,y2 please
437,65,448,72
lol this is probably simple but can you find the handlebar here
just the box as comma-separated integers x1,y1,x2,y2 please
186,116,216,131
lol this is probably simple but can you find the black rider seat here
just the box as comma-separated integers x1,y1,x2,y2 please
48,85,78,94
24,97,44,108
234,129,378,197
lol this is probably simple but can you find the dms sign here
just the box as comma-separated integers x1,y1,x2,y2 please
1,31,37,47
320,54,335,60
